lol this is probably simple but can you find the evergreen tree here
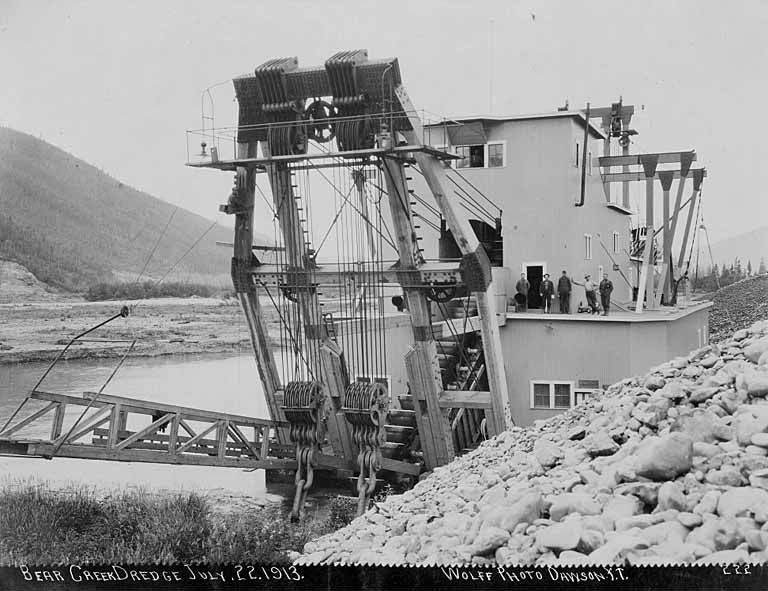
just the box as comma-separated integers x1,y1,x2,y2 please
748,260,753,276
760,258,767,275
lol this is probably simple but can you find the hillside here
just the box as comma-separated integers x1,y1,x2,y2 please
0,127,247,291
711,226,768,271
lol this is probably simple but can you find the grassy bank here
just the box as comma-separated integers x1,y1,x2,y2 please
0,481,356,565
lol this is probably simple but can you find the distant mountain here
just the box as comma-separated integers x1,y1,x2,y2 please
0,127,258,291
710,226,768,271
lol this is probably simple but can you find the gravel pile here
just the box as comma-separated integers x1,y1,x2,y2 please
707,275,768,342
298,318,768,566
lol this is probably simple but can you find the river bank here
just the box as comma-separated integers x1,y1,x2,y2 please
0,296,282,365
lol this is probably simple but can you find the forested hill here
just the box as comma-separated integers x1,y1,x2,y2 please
0,127,238,291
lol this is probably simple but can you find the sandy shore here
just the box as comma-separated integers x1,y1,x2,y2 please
0,296,282,365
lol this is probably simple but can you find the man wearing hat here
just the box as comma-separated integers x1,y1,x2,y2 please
539,273,554,313
599,273,614,316
575,274,599,314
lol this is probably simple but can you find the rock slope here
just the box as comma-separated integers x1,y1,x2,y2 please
708,275,768,343
299,319,768,566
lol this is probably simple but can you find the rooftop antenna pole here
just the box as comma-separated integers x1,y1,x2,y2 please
488,18,495,114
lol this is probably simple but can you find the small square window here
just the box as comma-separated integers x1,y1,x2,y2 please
488,144,504,168
533,383,550,408
554,383,572,408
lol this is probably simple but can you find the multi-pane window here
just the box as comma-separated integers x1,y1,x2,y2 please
532,383,550,408
553,383,571,408
530,381,574,409
454,143,505,169
584,234,593,260
488,143,504,168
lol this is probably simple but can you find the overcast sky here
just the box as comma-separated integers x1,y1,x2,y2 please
1,0,765,243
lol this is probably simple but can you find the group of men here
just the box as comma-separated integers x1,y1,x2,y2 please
514,271,614,316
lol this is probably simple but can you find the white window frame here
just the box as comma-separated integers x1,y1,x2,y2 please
487,141,507,168
574,388,598,406
584,234,593,260
530,380,575,410
451,141,507,169
613,231,621,253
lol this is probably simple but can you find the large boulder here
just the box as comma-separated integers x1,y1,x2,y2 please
634,433,694,481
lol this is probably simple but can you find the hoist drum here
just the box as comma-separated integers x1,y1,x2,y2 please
342,381,389,427
283,380,325,424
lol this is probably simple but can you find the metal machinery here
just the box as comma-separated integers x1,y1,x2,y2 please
0,51,511,518
191,50,512,515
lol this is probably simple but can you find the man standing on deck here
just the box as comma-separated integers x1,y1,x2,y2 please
599,273,614,316
515,273,530,312
540,273,554,313
557,270,572,314
574,274,599,314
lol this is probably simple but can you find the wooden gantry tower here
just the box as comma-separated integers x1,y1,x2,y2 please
188,50,511,515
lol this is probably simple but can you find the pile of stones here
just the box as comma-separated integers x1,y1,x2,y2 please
708,275,768,342
298,319,768,565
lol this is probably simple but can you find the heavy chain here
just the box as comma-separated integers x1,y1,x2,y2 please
342,381,389,516
283,381,328,521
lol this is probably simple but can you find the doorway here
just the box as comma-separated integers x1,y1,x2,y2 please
525,264,544,309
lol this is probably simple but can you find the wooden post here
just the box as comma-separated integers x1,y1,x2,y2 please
168,414,180,455
107,404,122,449
622,142,630,209
394,84,511,435
658,171,675,305
261,143,354,461
662,152,693,297
639,155,659,311
50,404,65,440
381,155,454,469
231,141,288,444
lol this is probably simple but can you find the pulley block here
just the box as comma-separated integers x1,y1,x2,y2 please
283,380,328,521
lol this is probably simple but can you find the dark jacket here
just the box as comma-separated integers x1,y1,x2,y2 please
599,279,614,296
516,279,530,295
557,275,572,294
540,279,554,297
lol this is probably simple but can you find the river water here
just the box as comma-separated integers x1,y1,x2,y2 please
0,353,277,500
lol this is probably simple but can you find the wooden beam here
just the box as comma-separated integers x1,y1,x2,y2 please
176,423,218,454
659,171,675,304
438,391,492,409
230,147,289,445
602,168,707,184
380,457,422,476
115,413,173,450
81,392,284,428
0,402,58,439
55,406,113,446
382,154,454,469
598,150,696,168
187,144,458,170
396,83,511,436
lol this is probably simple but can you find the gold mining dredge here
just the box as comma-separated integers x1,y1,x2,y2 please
0,50,711,519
